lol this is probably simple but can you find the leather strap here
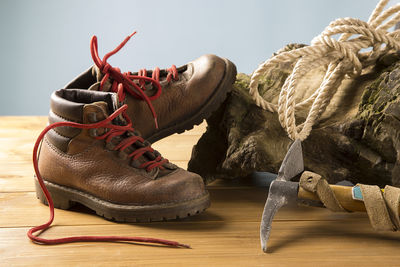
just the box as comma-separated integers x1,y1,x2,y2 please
299,171,400,231
358,184,394,231
383,185,400,230
299,171,345,212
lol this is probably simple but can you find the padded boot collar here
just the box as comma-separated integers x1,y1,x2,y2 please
51,89,118,123
47,89,120,152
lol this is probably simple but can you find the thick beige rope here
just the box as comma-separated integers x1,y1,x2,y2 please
253,0,400,232
249,0,400,141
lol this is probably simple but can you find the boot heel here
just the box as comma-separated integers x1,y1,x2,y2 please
34,177,76,210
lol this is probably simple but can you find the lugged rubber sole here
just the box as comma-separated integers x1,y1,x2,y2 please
35,178,210,222
146,58,237,143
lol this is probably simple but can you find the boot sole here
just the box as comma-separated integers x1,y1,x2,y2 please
35,178,210,222
146,58,237,143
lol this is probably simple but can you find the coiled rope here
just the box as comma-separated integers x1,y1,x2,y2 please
249,0,400,141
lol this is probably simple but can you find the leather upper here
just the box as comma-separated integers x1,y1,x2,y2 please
39,89,207,205
64,54,228,139
47,89,117,152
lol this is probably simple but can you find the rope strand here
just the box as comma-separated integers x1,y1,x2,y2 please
249,0,400,141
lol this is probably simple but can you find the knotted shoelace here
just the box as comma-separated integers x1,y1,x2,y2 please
28,104,189,248
90,32,179,129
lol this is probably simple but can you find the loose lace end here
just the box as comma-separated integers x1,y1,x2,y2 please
29,105,187,248
154,117,159,129
128,31,137,38
178,243,191,249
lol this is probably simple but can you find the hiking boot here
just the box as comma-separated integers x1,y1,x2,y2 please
35,88,210,222
64,32,237,142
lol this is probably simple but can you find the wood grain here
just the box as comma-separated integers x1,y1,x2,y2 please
1,116,399,266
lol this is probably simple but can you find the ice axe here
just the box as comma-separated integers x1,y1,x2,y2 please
260,139,305,252
259,140,400,253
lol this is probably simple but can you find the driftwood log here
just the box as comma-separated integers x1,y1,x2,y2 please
188,45,400,186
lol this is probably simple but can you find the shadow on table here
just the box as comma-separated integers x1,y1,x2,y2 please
267,216,400,253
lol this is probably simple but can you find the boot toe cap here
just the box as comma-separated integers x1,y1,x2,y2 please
189,54,227,90
140,169,208,205
177,54,232,113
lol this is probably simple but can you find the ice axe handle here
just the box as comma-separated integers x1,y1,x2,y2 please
298,185,368,212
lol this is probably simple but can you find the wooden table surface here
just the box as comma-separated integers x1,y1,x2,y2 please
1,117,400,266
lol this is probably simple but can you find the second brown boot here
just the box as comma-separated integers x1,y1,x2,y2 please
64,32,237,142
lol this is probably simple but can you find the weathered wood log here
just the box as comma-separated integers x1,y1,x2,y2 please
188,46,400,186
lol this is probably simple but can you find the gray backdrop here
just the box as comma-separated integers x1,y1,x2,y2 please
0,0,394,115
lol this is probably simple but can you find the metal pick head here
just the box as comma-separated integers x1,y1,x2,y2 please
260,139,304,253
260,180,299,252
276,139,304,181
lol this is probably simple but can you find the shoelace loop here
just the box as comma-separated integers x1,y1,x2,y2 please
28,104,188,248
90,32,179,129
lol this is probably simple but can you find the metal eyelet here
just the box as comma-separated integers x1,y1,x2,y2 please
153,150,161,157
145,151,156,160
130,159,141,168
143,140,151,146
118,150,128,160
89,128,98,137
105,142,116,150
135,141,145,148
146,167,159,179
163,161,178,170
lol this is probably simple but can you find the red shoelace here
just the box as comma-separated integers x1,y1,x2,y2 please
28,104,189,248
90,32,179,129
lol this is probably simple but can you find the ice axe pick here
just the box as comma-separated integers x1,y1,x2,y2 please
260,139,304,252
259,140,382,253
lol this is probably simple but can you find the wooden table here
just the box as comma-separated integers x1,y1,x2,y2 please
1,117,400,266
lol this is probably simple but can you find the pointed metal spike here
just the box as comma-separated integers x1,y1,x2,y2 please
276,139,304,181
260,186,288,252
260,180,300,253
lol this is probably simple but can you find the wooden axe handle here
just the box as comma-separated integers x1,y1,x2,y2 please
298,185,367,212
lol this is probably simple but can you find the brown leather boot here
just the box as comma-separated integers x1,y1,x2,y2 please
64,33,237,142
35,88,210,222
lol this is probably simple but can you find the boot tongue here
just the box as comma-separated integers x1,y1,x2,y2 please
89,66,112,92
98,92,126,126
89,99,154,168
80,89,122,123
91,65,103,82
108,92,121,114
93,90,121,115
83,90,169,174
